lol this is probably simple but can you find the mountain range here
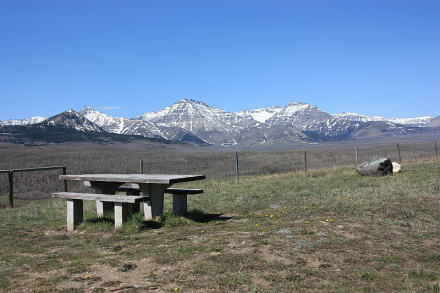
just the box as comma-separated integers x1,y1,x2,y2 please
1,99,439,148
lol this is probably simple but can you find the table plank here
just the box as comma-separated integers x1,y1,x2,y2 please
60,174,206,184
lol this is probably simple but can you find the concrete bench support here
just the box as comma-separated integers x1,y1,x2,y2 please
53,192,143,231
115,186,141,214
83,181,123,216
164,188,204,216
67,198,83,232
173,194,188,216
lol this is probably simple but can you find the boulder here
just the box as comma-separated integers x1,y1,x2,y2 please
356,158,393,176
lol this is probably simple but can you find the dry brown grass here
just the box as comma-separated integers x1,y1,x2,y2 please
0,158,439,292
0,140,437,200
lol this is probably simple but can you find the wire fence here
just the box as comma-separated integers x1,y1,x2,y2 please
0,141,438,202
0,167,67,207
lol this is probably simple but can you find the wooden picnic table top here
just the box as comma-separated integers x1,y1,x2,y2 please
59,174,206,184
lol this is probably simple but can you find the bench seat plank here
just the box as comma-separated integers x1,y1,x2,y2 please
53,192,143,203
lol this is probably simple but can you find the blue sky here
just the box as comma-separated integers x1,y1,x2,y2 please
1,0,439,120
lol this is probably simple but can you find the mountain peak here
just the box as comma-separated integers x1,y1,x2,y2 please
134,99,257,133
44,109,103,132
266,102,333,128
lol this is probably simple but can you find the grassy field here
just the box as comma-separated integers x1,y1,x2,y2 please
0,140,438,201
0,159,439,292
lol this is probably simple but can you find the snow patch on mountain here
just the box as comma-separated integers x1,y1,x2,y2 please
389,116,432,127
236,105,282,123
332,112,387,122
0,116,47,126
334,112,432,127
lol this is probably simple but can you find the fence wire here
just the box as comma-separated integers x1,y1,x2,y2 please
0,141,437,200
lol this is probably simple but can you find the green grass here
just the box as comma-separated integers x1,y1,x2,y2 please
0,160,439,292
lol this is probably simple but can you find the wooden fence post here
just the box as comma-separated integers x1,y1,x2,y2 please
235,151,239,182
355,145,359,165
8,171,13,208
397,143,402,163
304,150,308,174
62,167,68,192
435,141,438,161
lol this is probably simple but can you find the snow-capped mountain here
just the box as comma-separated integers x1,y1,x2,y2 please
333,112,433,127
388,116,433,127
266,102,334,128
79,106,165,138
0,116,47,126
332,112,388,123
134,99,259,133
2,100,439,148
79,106,125,132
302,118,409,141
44,109,103,132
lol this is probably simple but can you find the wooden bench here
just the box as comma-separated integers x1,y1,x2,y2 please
164,188,204,216
115,187,204,216
53,192,143,231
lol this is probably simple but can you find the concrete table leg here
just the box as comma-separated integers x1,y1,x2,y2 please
132,183,170,220
143,197,152,220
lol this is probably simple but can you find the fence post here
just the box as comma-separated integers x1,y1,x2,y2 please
62,167,67,192
235,151,239,182
140,160,144,174
435,141,438,161
8,171,13,208
397,143,402,163
304,150,308,174
355,145,358,165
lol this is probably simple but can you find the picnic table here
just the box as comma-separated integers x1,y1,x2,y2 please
53,174,206,230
